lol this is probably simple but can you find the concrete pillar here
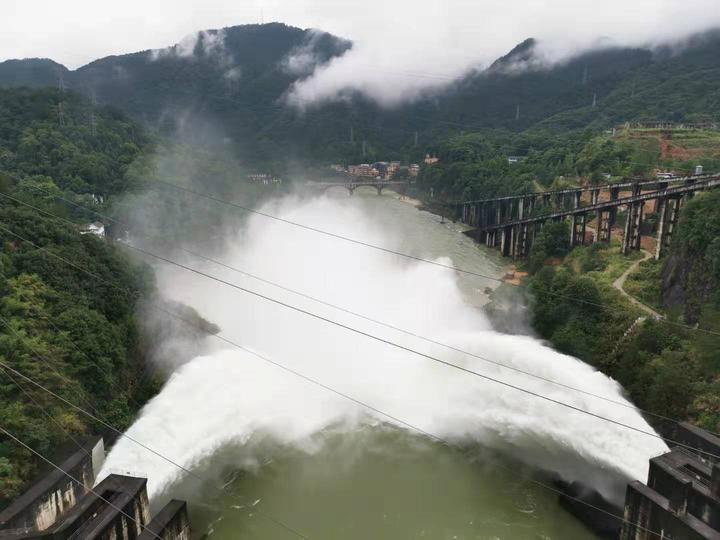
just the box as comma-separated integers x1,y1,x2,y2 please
597,210,611,243
712,463,720,498
669,479,692,516
590,188,600,205
500,227,512,256
520,223,529,258
495,203,502,225
655,197,680,260
570,215,578,246
570,213,587,246
542,193,551,207
609,186,620,225
518,198,525,220
573,191,582,209
622,202,644,254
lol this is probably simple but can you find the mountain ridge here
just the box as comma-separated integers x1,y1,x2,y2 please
1,23,719,165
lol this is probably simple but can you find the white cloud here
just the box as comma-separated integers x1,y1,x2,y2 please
281,30,329,76
151,29,230,64
3,0,720,106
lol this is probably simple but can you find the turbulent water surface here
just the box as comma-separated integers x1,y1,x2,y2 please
100,190,667,539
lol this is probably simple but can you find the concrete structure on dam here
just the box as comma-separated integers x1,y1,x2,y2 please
0,437,189,540
621,423,720,540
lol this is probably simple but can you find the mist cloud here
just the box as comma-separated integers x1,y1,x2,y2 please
3,0,720,107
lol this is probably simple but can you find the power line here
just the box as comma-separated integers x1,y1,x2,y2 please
0,226,683,538
26,185,719,434
0,364,91,459
144,180,720,338
0,425,164,540
0,327,667,539
2,216,717,461
0,314,309,540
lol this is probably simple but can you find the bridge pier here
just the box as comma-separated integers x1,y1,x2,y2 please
590,188,600,205
609,186,620,225
573,190,582,209
518,198,525,220
596,210,612,243
655,196,681,259
570,213,587,246
486,229,498,247
500,226,513,257
622,201,644,254
513,223,530,259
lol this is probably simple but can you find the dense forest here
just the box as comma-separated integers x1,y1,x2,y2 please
0,87,157,506
519,192,720,434
1,24,719,169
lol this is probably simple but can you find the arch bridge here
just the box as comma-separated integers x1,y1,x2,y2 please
309,180,412,196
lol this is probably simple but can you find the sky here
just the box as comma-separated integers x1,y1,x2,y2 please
4,0,720,106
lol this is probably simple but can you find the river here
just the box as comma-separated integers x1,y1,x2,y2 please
100,189,666,539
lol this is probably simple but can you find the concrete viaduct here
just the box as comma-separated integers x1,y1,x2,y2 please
456,174,720,260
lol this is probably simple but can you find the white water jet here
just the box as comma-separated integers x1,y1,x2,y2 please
99,194,667,503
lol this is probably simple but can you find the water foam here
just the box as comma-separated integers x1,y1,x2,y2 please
99,194,667,502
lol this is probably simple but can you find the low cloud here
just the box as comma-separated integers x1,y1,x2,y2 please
279,0,720,108
151,29,232,67
280,29,331,77
4,0,720,108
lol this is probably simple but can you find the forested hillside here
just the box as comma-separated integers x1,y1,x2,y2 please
1,24,719,169
0,88,156,506
519,192,720,435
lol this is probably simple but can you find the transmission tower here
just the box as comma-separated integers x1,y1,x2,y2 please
515,104,520,121
592,93,597,108
89,89,98,137
58,102,66,127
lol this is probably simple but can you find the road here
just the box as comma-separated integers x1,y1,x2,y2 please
612,249,663,319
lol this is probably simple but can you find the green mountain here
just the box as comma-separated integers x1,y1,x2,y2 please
1,23,719,167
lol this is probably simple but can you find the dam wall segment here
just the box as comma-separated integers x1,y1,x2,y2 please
0,437,190,540
457,174,719,261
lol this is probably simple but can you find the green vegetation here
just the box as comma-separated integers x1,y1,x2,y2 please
0,87,159,506
523,190,720,432
527,242,641,362
624,259,663,311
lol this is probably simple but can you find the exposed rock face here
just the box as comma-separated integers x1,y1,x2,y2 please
661,237,717,324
